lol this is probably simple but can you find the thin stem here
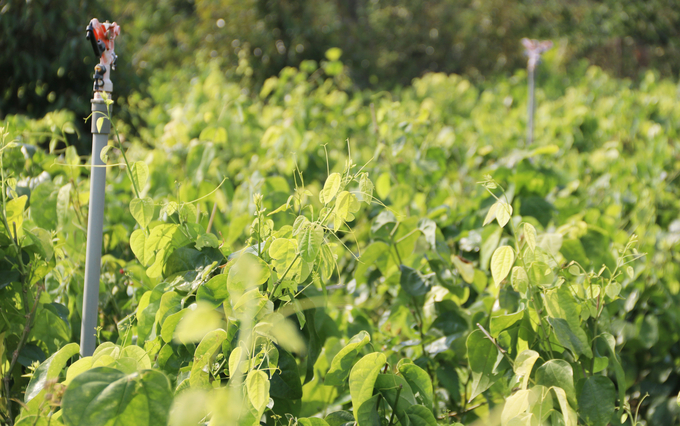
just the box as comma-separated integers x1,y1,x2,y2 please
388,385,403,426
206,202,218,234
269,253,300,301
530,289,555,358
476,323,515,368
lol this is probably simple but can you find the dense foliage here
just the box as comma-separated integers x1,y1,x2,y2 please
2,50,680,426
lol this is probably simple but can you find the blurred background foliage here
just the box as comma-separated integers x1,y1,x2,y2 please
3,0,680,128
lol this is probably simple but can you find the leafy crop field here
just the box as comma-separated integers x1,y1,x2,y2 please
2,55,680,426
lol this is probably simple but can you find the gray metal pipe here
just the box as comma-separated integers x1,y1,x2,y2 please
80,98,110,356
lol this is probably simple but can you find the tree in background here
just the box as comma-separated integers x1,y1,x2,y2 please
4,0,680,121
0,0,111,119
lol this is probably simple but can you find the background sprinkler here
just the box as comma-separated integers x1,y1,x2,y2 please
522,38,553,146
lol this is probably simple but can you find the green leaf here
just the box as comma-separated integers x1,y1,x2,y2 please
524,223,537,253
130,161,149,191
528,261,554,286
15,416,49,426
144,224,190,278
195,233,219,251
501,390,530,426
349,352,386,422
356,394,381,426
496,202,513,227
299,223,324,263
160,309,186,343
467,330,501,401
491,246,514,286
325,411,354,426
539,233,563,256
178,203,197,224
174,303,222,344
334,191,360,229
320,173,342,204
298,419,330,426
96,117,104,133
5,195,27,238
25,343,79,403
552,386,577,426
326,331,371,386
190,329,227,388
64,357,93,386
120,345,152,370
547,317,593,359
99,145,114,163
61,367,172,426
490,310,524,337
400,265,431,296
196,274,229,308
374,373,416,425
198,127,228,143
398,361,434,409
227,252,271,296
578,376,616,426
406,404,438,426
25,227,54,262
130,197,155,229
246,369,270,414
359,173,374,204
544,288,592,359
535,360,576,407
130,229,148,265
483,202,498,226
269,238,298,275
228,346,244,377
513,350,539,390
270,347,303,399
511,266,529,293
452,256,475,284
56,183,72,229
598,333,626,410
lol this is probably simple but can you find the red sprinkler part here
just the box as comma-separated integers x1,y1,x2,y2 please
86,18,120,92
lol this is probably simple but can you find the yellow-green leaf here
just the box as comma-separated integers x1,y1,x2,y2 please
319,173,342,204
6,195,27,239
491,246,514,285
130,161,149,191
246,370,270,414
483,202,499,226
129,197,155,228
513,350,539,390
524,223,537,253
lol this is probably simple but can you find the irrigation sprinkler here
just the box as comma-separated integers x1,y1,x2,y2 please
80,18,120,357
522,38,552,146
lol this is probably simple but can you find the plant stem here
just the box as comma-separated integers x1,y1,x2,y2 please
269,253,300,301
206,202,218,234
388,384,403,426
476,323,513,362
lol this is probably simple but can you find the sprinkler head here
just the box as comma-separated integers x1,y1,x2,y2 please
86,18,120,92
522,38,553,72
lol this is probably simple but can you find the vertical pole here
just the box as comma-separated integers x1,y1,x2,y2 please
526,67,535,146
80,96,110,356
